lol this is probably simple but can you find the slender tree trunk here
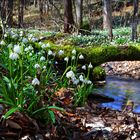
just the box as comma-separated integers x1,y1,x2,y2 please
103,0,113,40
75,0,83,31
18,0,24,28
131,0,138,41
64,0,74,33
39,0,44,22
7,0,13,27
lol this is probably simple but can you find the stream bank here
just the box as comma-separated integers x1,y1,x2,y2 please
102,61,140,80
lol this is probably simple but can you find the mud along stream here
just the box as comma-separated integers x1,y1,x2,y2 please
93,76,140,113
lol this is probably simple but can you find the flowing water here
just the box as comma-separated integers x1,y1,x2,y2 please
94,76,140,113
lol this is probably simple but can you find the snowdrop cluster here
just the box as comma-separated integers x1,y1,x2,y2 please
9,44,22,60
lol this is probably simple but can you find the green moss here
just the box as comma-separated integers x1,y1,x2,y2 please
92,66,106,81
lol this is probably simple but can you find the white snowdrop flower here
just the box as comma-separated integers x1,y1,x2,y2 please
72,49,76,55
72,77,79,85
64,57,69,62
48,61,52,64
24,47,29,52
40,56,46,61
9,52,19,60
22,38,28,43
7,44,13,48
55,61,58,64
12,34,18,39
31,37,37,42
28,46,33,50
39,42,43,45
41,44,46,49
28,34,33,38
34,64,40,69
4,34,7,38
0,40,6,45
14,45,21,54
88,62,93,69
66,70,75,79
20,31,23,35
32,78,40,86
43,66,46,69
86,80,92,84
29,53,32,56
82,65,86,70
72,56,76,60
79,75,84,82
58,50,64,56
48,50,53,55
79,54,84,59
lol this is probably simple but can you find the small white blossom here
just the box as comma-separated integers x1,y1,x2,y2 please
40,56,46,61
32,78,40,85
79,75,84,82
0,40,6,45
14,45,21,54
24,47,29,52
79,54,84,59
58,50,64,55
55,61,58,64
22,38,28,43
72,77,79,85
66,70,75,79
64,57,69,62
82,65,86,70
72,49,76,55
88,62,93,69
72,56,76,60
43,66,46,69
9,52,19,60
48,50,53,55
84,80,92,84
29,53,32,56
4,34,7,38
31,38,37,42
34,64,40,69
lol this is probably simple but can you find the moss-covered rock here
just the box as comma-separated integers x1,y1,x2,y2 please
92,66,106,81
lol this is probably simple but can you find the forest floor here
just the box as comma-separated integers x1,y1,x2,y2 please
0,91,140,140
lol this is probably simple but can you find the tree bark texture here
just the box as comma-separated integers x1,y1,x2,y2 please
131,0,139,41
103,0,113,40
75,0,83,29
18,0,24,28
64,0,74,33
7,0,13,27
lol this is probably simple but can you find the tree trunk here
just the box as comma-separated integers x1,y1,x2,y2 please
18,0,24,28
64,0,74,33
75,0,83,30
131,0,138,41
103,0,113,40
39,0,44,22
7,0,13,27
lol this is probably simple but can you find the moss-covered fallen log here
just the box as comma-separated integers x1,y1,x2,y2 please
49,44,140,67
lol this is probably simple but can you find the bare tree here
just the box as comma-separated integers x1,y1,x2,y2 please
131,0,139,41
7,0,14,27
18,0,24,28
103,0,113,40
64,0,74,33
75,0,83,31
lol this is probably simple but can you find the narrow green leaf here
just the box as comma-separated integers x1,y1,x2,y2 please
48,110,55,123
3,107,19,119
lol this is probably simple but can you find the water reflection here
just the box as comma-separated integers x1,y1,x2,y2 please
94,76,140,113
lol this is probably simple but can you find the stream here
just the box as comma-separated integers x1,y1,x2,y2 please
94,76,140,113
